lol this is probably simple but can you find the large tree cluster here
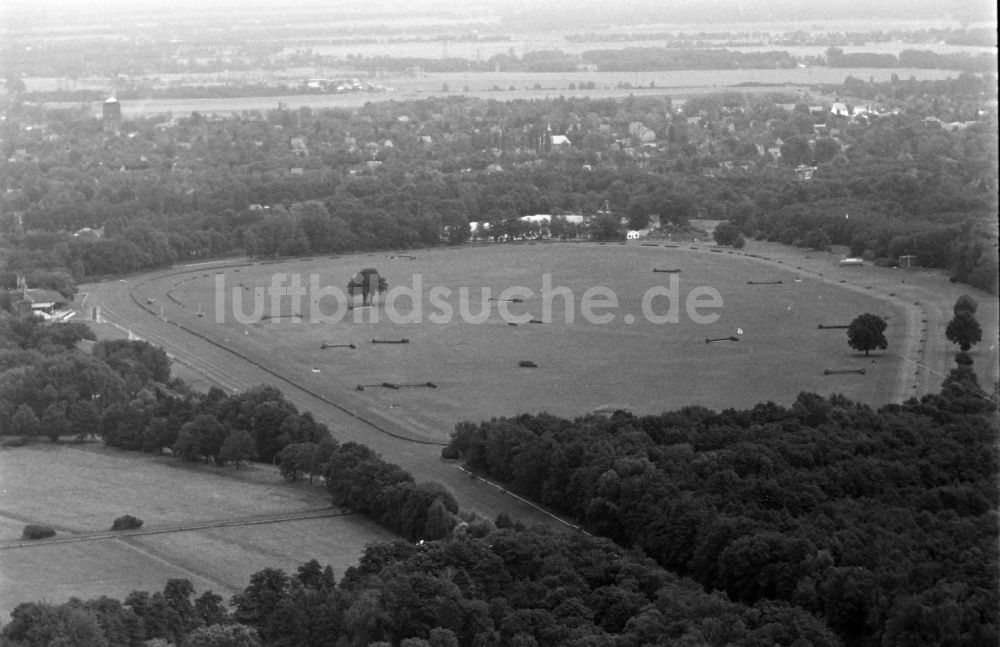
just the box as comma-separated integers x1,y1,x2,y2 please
444,387,999,646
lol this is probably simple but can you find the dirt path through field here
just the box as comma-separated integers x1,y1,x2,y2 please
0,508,354,551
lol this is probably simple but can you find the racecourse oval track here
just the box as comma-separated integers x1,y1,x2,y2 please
80,241,998,528
83,259,584,531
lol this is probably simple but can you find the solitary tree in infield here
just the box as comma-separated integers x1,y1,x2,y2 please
946,310,982,352
847,313,888,356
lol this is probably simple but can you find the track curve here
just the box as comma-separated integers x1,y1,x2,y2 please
83,262,578,530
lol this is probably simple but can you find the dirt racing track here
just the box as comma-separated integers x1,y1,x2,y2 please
82,264,584,532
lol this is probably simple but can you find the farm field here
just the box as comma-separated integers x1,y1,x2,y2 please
293,39,996,60
134,243,913,443
44,66,967,118
0,444,394,618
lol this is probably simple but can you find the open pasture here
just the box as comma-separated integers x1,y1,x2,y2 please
149,243,907,443
125,515,392,596
0,445,393,618
0,445,329,536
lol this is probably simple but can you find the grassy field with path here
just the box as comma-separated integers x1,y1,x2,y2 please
0,444,394,618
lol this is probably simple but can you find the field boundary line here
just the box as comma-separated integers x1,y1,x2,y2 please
1,508,356,551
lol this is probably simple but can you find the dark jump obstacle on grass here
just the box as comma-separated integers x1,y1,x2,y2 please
817,324,850,329
320,342,357,349
747,280,783,285
824,368,867,376
372,338,410,344
706,336,740,344
357,381,437,391
653,268,682,273
259,312,301,321
519,360,539,368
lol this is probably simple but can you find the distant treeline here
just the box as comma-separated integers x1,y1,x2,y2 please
565,27,996,48
821,72,997,101
579,48,796,72
823,48,996,74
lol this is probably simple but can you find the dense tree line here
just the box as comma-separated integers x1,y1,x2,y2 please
580,48,797,72
821,48,995,73
3,527,842,647
444,381,999,646
277,438,460,542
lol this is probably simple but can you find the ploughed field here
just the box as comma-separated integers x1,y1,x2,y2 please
0,444,394,618
137,242,909,443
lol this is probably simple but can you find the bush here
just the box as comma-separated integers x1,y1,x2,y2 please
440,445,460,460
111,515,143,531
22,524,56,540
0,436,26,447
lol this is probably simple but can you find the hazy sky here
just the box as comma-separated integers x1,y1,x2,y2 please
5,0,997,21
3,0,996,37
